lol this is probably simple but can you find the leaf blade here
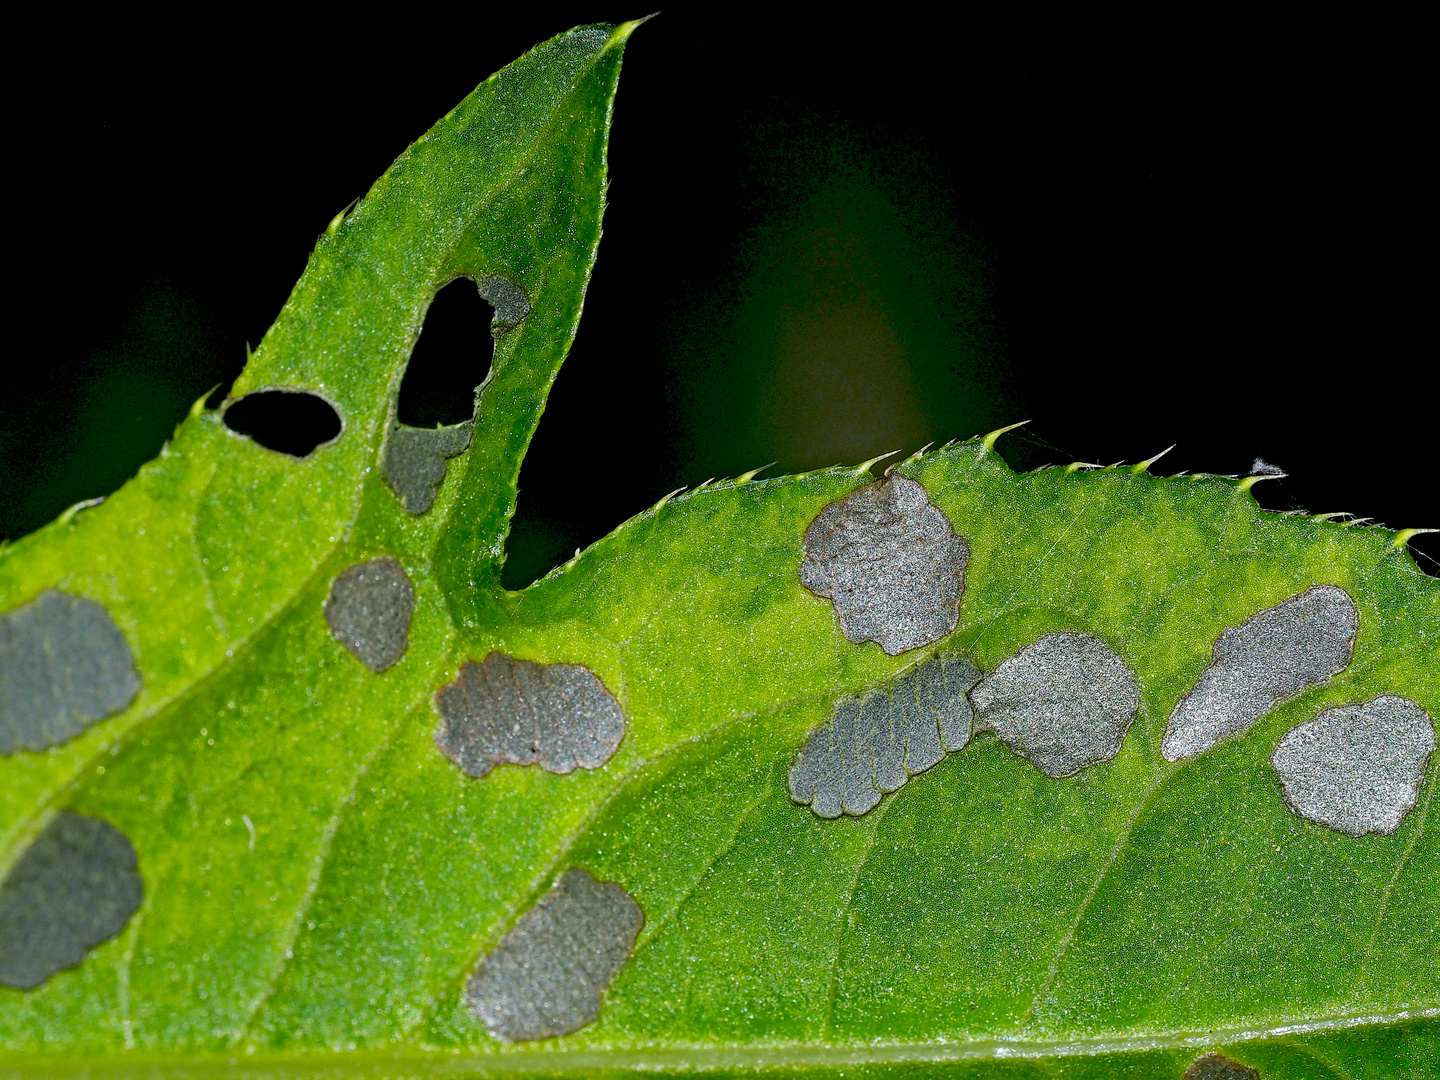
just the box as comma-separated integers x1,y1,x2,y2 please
2,19,1437,1080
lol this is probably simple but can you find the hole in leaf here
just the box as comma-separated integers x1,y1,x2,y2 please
223,390,342,458
398,278,495,428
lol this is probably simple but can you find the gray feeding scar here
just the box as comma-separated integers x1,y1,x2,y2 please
476,275,532,333
0,811,143,990
467,868,642,1043
1182,1053,1261,1080
323,557,415,673
1271,696,1436,836
1161,585,1359,761
799,474,970,656
1,590,141,754
434,652,626,779
381,421,473,515
971,632,1140,778
789,653,981,818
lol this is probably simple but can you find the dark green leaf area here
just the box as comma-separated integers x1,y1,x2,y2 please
1038,737,1438,1034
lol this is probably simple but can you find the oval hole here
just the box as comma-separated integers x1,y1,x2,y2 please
223,391,342,458
398,278,495,427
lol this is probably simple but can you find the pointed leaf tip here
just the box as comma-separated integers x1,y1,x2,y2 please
612,14,658,44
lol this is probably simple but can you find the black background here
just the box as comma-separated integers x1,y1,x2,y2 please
4,11,1434,583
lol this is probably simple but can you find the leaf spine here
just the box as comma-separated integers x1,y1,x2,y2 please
1131,445,1176,475
1392,528,1438,548
981,420,1030,454
855,449,903,474
1238,472,1287,491
648,487,685,514
735,462,776,485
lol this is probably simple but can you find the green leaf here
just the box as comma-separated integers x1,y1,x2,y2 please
2,22,1436,1080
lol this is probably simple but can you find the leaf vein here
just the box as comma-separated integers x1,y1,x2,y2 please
236,699,410,1042
411,698,818,1036
1016,770,1168,1033
822,792,895,1039
1351,752,1437,999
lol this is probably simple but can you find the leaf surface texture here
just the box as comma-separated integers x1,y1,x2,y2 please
1,22,1435,1080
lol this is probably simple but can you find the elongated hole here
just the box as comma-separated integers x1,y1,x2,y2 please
223,390,342,458
397,279,495,428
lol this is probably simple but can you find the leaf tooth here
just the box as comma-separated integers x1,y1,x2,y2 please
55,497,107,526
323,197,360,240
647,487,686,514
980,419,1030,454
1238,471,1287,491
189,383,222,420
1391,528,1437,547
900,442,936,467
1308,512,1375,529
734,462,777,485
1189,471,1241,483
854,448,903,474
1131,444,1176,475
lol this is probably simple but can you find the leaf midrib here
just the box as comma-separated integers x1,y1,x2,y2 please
5,1004,1434,1076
